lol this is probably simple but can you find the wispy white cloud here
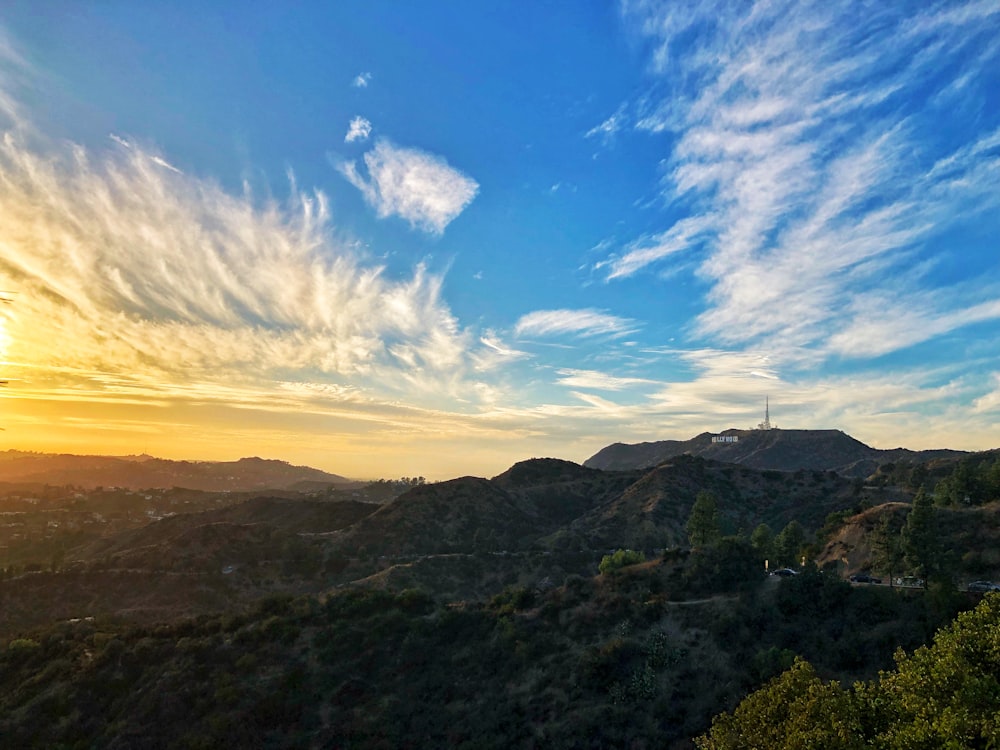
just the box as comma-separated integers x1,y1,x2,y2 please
150,155,182,173
344,115,372,143
605,0,1000,361
585,103,627,143
0,108,500,422
597,215,715,280
514,308,639,339
337,138,479,234
352,71,372,88
479,333,527,360
556,369,654,391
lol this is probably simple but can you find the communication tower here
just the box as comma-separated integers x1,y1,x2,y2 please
756,397,776,430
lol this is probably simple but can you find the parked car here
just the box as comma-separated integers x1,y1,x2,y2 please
967,580,1000,593
850,574,883,584
770,568,798,577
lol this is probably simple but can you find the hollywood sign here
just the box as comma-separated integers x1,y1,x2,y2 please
711,435,739,444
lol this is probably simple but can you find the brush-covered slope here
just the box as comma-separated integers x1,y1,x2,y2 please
330,456,870,558
333,460,640,556
562,455,860,549
584,429,966,477
817,500,1000,579
69,496,375,565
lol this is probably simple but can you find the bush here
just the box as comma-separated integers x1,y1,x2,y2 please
599,549,645,575
7,637,41,657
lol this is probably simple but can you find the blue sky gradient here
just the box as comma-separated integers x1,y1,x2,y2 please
0,1,998,478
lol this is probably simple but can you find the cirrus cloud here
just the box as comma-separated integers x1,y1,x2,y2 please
603,0,1000,362
514,308,639,339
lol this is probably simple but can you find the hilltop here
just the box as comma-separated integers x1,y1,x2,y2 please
584,428,965,477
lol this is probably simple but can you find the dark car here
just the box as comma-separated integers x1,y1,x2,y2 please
770,568,798,577
967,580,1000,593
850,574,882,584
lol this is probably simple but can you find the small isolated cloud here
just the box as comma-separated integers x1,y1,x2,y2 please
150,155,182,173
337,139,479,234
352,72,372,88
586,104,627,143
514,308,639,339
344,116,372,143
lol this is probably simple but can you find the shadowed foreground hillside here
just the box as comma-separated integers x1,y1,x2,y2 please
0,562,979,749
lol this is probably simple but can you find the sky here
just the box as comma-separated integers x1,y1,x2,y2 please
0,1,998,480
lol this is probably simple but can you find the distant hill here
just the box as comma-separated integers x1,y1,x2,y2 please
326,455,869,559
335,459,642,556
0,451,353,491
560,454,859,550
584,428,967,477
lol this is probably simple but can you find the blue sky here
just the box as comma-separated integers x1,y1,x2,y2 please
0,1,998,479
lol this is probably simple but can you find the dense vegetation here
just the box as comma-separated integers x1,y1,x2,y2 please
0,555,978,748
698,593,1000,748
2,446,999,746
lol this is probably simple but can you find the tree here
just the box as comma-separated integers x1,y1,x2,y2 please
750,523,774,563
686,490,721,549
873,593,1000,747
698,595,1000,749
774,521,806,568
901,487,939,584
869,512,903,586
696,658,864,749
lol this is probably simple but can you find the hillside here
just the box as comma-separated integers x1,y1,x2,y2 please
584,429,966,477
329,460,642,557
67,496,376,572
0,451,353,491
0,566,980,749
1,449,998,748
562,455,859,550
817,500,1000,579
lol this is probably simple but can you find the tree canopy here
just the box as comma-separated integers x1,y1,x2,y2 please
686,490,721,549
697,594,1000,749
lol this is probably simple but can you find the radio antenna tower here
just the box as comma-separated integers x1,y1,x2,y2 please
756,397,775,430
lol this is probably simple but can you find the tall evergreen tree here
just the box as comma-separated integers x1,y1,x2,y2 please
870,512,903,586
901,487,938,585
750,523,774,563
774,521,806,568
686,490,721,549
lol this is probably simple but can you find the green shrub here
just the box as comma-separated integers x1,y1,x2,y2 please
599,549,645,575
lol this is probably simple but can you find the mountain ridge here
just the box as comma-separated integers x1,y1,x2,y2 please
584,428,967,476
0,451,353,491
